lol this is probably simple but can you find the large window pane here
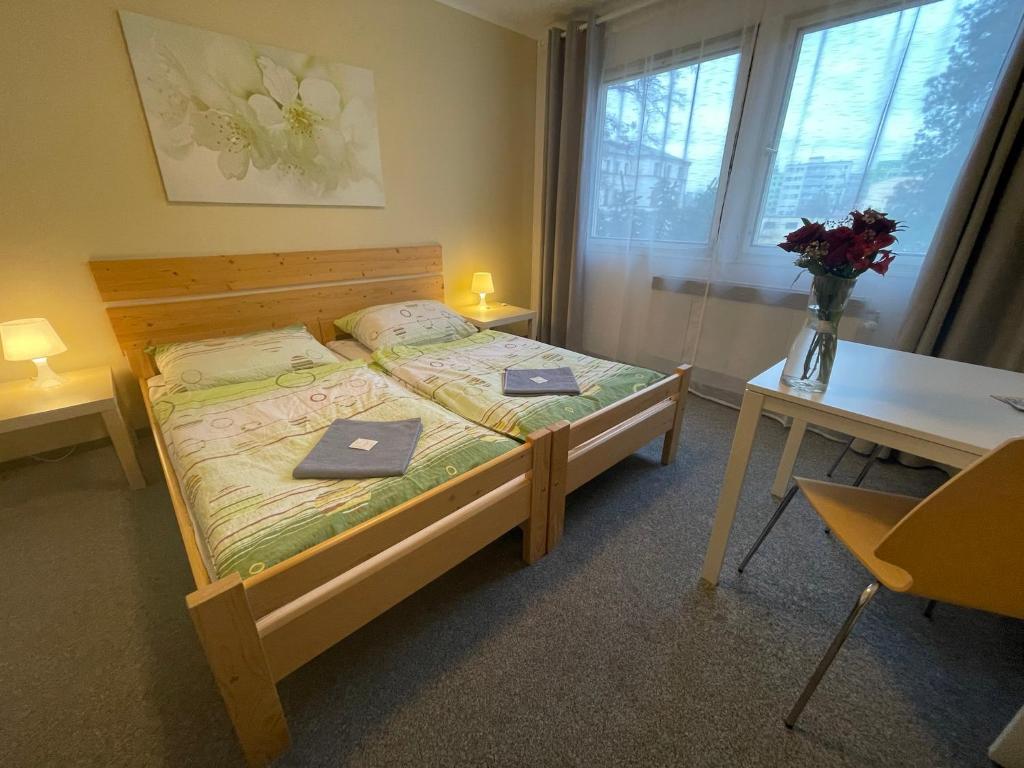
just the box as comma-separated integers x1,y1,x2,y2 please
755,0,1023,254
592,51,741,243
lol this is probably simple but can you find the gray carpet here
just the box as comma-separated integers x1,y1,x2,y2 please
2,396,1021,767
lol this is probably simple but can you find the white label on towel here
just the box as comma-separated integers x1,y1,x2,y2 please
349,438,378,451
530,376,549,384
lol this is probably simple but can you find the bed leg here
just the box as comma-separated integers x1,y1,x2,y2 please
546,421,570,553
523,427,552,564
661,365,692,466
186,573,290,766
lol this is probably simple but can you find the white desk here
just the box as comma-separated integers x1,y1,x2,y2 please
702,341,1024,586
0,366,146,489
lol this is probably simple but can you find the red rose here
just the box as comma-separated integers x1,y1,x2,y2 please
845,228,897,273
849,249,873,272
850,210,870,233
851,209,900,236
822,226,859,268
871,232,896,249
778,221,828,252
869,251,895,275
873,214,900,235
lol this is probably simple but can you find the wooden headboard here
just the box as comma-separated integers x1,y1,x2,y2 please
90,245,445,378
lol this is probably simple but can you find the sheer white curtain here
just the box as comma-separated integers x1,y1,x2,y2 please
579,0,1024,402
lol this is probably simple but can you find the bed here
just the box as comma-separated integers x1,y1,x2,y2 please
89,245,563,766
151,360,522,579
350,330,690,549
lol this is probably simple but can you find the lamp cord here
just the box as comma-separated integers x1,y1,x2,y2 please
31,446,77,463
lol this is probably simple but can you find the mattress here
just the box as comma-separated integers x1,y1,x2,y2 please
149,360,517,579
373,330,665,440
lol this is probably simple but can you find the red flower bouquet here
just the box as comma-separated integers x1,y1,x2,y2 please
779,209,900,278
778,209,901,392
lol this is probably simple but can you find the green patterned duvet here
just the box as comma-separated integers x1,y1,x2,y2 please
372,331,665,440
153,361,517,579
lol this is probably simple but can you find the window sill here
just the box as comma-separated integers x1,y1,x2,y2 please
651,274,874,319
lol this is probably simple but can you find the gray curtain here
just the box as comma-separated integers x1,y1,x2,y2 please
897,29,1024,372
538,18,604,348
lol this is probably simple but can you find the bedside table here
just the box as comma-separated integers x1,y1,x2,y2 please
0,366,146,489
456,303,538,339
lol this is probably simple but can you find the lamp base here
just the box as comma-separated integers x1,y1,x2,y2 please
477,292,489,310
32,357,64,388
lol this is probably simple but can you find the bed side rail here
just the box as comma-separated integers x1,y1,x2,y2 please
244,438,539,619
568,371,682,450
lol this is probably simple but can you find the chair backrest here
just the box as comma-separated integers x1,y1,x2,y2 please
874,437,1024,619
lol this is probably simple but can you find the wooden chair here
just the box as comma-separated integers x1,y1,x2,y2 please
780,437,1024,729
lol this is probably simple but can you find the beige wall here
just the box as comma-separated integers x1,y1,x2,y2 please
0,0,536,459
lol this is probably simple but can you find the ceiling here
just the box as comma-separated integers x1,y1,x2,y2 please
433,0,628,39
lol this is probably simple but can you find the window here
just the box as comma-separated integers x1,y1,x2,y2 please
585,0,1023,270
591,50,742,244
754,0,1022,255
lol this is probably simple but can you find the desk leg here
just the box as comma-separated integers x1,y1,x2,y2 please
701,389,765,586
102,405,146,490
771,417,807,498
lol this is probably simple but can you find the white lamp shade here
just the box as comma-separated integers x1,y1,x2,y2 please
0,318,67,361
470,272,495,295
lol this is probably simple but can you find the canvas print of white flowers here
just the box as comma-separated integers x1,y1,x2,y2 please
120,12,385,206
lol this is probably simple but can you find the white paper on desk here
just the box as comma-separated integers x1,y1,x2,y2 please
992,395,1024,412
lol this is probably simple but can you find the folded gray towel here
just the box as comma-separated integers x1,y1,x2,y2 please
293,418,423,480
503,367,580,396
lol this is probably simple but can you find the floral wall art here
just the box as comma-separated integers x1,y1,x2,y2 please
119,11,385,206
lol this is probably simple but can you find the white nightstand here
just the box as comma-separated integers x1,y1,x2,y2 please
456,303,538,339
0,366,146,489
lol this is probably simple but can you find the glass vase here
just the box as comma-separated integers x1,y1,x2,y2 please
780,274,856,393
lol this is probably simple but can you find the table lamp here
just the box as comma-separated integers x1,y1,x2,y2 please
0,317,67,388
471,272,495,309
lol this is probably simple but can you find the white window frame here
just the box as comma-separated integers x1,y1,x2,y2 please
586,30,755,260
586,0,1012,287
716,0,946,284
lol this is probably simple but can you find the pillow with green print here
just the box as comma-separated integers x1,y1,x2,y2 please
150,325,336,394
335,300,478,352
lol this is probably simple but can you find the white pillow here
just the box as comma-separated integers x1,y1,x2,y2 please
327,339,375,363
146,374,171,402
151,325,335,393
334,300,477,351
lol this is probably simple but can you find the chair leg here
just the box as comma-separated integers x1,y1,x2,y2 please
851,444,883,487
825,437,855,478
742,445,886,571
923,599,937,619
784,581,880,729
738,485,800,573
823,444,883,536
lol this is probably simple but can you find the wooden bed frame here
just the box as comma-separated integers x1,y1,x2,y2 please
89,243,689,763
90,245,565,766
549,363,690,549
